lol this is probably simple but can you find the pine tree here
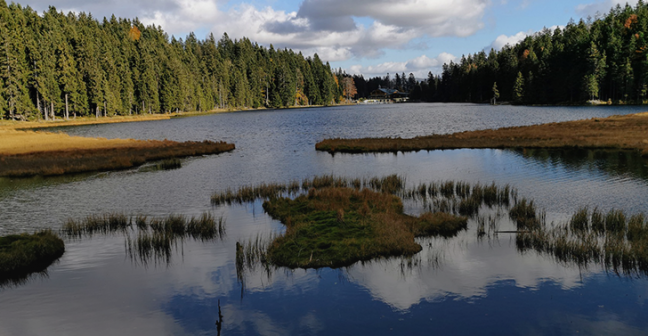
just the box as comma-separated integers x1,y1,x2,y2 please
513,72,524,104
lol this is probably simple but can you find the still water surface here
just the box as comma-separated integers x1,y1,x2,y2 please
1,103,648,335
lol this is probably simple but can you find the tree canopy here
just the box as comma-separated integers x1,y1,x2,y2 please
0,2,340,120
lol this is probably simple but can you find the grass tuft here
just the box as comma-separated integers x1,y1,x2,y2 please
0,230,65,277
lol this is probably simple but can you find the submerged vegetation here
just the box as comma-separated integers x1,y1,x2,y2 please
0,230,65,280
316,113,648,156
0,139,234,177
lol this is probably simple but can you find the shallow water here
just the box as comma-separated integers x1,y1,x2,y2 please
1,103,648,335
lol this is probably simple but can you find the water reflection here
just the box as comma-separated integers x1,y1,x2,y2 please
511,148,648,182
4,104,648,334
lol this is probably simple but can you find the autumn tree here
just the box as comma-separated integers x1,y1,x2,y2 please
341,77,357,101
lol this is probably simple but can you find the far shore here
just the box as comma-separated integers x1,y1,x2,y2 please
316,112,648,156
0,102,353,131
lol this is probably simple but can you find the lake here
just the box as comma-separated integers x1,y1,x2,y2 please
1,103,648,335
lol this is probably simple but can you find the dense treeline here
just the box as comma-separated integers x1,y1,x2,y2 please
0,2,343,121
357,2,648,105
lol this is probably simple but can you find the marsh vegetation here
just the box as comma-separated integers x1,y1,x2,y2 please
0,139,234,177
0,230,65,282
517,207,648,275
316,113,648,156
62,212,225,265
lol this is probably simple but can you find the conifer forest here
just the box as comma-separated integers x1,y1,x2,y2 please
0,1,342,120
354,2,648,105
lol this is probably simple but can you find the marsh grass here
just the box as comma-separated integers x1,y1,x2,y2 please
517,207,648,275
62,213,130,237
212,174,406,206
0,139,234,177
0,230,65,278
125,212,226,265
258,187,468,268
156,158,182,170
315,113,648,156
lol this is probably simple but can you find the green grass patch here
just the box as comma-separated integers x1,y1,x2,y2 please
0,230,65,277
262,187,467,268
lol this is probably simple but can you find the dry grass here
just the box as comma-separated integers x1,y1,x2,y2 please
316,112,648,156
0,130,234,177
0,114,172,131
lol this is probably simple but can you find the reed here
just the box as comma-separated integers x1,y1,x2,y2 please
127,230,173,265
62,213,130,237
509,198,539,229
211,174,406,205
64,212,225,241
156,158,182,170
0,230,65,277
517,207,648,275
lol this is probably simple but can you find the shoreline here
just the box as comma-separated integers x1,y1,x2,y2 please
0,103,353,130
316,112,648,156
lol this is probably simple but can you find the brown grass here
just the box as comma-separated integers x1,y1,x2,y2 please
0,114,173,130
0,130,234,177
316,112,648,156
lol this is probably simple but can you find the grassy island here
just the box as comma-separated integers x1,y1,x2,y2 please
0,230,65,278
262,187,467,268
0,128,234,177
316,113,648,156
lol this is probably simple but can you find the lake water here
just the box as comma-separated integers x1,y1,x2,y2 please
1,103,648,335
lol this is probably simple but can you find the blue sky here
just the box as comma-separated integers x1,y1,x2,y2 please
16,0,639,78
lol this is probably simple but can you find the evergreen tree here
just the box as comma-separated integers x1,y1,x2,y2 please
513,72,524,103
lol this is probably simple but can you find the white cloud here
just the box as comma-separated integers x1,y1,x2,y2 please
485,25,564,52
576,0,639,17
19,0,491,63
348,52,458,77
487,31,530,51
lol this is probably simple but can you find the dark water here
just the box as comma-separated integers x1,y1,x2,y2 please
1,103,648,335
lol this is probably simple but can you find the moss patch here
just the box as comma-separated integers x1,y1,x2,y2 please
0,230,65,277
262,187,467,268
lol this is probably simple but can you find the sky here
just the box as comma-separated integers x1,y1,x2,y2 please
11,0,642,78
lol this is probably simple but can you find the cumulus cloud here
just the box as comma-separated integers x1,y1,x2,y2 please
486,31,530,51
348,52,457,78
576,0,639,17
18,0,490,63
484,25,564,52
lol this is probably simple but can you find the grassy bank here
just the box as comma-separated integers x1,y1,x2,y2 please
0,230,65,277
0,131,234,177
262,187,467,268
316,112,648,156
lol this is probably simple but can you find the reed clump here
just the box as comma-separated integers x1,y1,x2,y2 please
156,158,182,170
211,174,406,206
0,230,65,277
62,213,130,237
261,187,467,268
509,198,541,229
64,212,225,241
126,212,225,264
517,207,648,275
